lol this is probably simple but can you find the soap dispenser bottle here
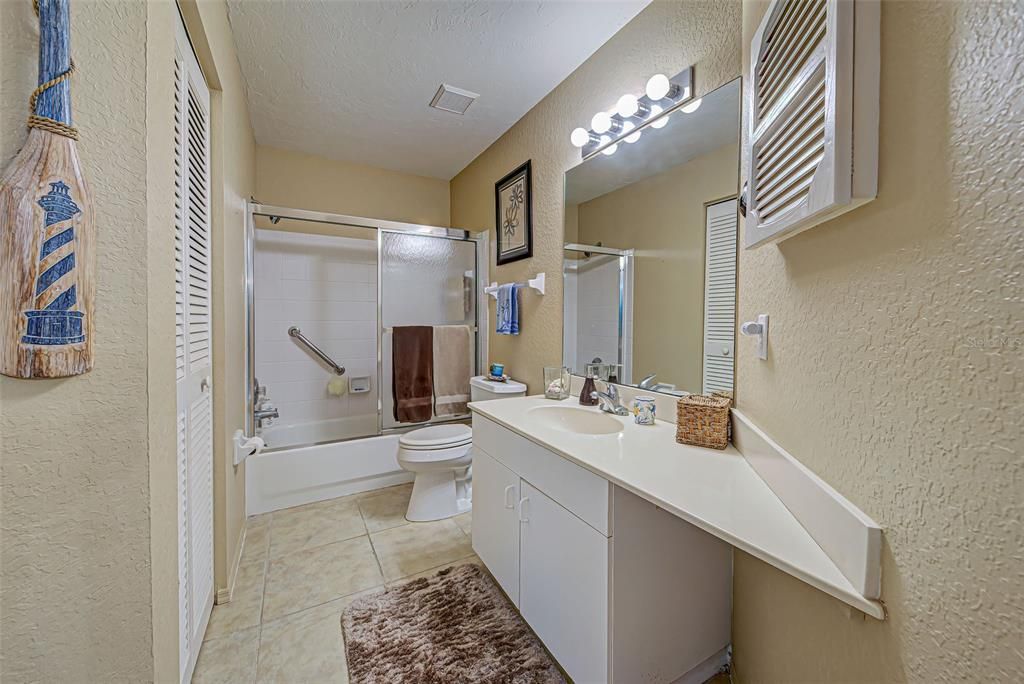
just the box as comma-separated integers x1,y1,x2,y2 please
579,374,598,406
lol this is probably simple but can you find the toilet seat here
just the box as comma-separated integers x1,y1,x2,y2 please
399,424,472,451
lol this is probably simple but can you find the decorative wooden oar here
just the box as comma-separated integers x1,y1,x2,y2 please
0,0,94,378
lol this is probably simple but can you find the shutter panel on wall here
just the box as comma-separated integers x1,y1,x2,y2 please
703,200,738,395
175,11,214,684
744,0,879,248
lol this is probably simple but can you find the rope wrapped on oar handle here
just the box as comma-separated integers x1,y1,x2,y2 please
28,0,79,140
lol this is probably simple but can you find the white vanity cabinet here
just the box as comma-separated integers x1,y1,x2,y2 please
471,414,732,684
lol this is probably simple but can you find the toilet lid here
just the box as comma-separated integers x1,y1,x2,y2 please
399,424,472,449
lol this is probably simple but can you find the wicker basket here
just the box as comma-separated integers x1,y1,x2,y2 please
676,394,731,450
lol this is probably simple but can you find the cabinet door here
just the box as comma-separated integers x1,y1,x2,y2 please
520,481,608,683
470,447,521,606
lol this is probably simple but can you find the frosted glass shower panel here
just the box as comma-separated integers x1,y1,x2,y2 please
381,232,477,328
380,232,478,429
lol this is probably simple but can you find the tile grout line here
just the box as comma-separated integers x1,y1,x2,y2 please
253,512,274,684
357,499,389,585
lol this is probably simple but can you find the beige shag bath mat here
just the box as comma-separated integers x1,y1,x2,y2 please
341,563,565,684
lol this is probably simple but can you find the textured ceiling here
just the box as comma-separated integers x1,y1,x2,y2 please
227,0,650,180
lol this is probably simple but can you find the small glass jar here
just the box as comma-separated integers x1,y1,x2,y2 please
543,366,570,400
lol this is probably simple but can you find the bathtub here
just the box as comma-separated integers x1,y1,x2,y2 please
246,415,413,515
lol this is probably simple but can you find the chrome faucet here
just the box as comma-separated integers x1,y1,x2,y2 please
590,384,630,416
255,406,279,427
254,378,279,428
637,373,658,389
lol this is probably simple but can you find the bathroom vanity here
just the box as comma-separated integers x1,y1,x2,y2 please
471,402,732,684
470,394,884,683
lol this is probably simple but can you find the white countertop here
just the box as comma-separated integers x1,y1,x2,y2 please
469,395,884,619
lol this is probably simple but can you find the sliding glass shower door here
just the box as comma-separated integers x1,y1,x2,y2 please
379,231,479,431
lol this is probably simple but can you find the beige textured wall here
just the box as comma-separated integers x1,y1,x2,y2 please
576,142,738,390
450,1,741,391
0,1,155,680
733,1,1023,681
256,145,450,226
180,0,258,602
1,1,255,680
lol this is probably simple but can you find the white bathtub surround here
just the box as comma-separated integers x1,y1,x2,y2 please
245,434,412,515
254,229,378,446
468,394,885,619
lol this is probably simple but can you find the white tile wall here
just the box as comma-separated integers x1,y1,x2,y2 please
254,229,378,437
569,255,633,383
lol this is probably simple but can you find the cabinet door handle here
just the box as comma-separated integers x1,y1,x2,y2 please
503,485,515,509
518,497,529,523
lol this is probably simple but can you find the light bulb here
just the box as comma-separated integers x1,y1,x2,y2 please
681,98,703,114
601,143,618,156
616,94,639,118
646,73,671,100
649,104,669,129
622,121,641,143
591,111,612,134
570,127,592,147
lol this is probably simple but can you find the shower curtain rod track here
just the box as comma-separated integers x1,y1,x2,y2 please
250,202,471,239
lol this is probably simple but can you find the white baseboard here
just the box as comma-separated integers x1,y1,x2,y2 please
216,525,247,605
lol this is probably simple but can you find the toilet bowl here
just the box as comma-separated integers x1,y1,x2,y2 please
397,376,528,521
398,424,474,522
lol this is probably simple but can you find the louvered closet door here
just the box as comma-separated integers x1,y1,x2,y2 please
175,12,214,684
746,0,847,246
703,199,737,395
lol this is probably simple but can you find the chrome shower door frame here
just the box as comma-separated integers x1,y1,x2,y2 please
376,227,488,437
562,243,634,383
244,200,488,440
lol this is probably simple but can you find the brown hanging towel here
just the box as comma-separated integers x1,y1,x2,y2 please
392,325,434,423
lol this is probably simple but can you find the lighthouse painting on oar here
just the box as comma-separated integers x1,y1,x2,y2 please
0,0,95,379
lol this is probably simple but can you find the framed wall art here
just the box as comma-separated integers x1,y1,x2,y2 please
494,160,533,265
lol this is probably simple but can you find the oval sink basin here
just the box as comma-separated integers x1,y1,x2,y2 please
527,405,624,436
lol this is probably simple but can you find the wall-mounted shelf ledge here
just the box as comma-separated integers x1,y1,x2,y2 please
484,272,545,298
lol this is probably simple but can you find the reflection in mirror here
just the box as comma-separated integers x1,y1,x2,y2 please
563,79,740,396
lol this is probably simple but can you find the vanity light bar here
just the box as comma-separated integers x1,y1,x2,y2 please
570,66,694,159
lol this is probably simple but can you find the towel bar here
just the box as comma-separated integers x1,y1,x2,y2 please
484,272,545,299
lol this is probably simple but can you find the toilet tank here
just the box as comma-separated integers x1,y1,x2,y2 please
470,375,528,402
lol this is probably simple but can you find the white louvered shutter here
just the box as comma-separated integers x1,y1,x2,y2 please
175,11,214,684
703,199,738,394
744,0,879,248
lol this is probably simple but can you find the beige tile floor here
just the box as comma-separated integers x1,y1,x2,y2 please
192,483,477,684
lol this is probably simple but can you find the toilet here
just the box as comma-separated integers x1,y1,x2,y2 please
398,376,527,521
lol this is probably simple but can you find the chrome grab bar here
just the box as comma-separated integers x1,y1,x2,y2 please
288,326,346,375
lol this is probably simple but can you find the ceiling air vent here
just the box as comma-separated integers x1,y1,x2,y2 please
430,84,479,115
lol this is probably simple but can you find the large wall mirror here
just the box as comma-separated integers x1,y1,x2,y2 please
562,78,740,396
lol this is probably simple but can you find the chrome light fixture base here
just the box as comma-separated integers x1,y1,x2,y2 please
577,66,694,159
